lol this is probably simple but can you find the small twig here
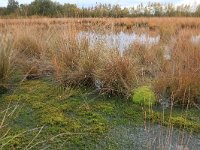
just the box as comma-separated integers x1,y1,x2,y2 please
26,140,47,150
20,66,35,83
0,126,44,149
0,102,11,129
0,129,10,141
25,126,44,150
8,104,19,117
193,102,200,110
50,132,92,141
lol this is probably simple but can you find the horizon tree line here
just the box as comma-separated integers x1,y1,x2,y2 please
0,0,200,17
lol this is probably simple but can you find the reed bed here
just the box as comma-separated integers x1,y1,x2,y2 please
0,18,200,106
1,17,200,31
155,30,200,106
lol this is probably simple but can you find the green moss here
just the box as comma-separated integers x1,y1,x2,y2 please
10,106,39,129
152,110,200,133
1,80,199,149
0,80,112,148
132,86,156,106
40,107,66,125
94,102,115,115
169,116,200,130
123,106,143,123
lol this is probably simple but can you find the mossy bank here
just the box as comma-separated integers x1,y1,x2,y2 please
0,80,200,149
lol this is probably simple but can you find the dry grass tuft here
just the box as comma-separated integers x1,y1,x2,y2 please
0,36,13,89
14,36,42,59
155,32,200,106
96,54,137,97
51,34,101,87
11,27,52,80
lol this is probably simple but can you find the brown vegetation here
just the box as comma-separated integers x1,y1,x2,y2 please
1,18,200,106
1,17,200,32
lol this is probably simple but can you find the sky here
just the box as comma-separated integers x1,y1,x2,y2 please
0,0,199,7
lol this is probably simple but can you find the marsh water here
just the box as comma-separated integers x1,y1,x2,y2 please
192,35,200,43
96,124,200,150
78,31,200,59
78,31,160,53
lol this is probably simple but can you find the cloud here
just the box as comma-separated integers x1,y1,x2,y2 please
60,0,176,7
176,0,200,5
0,1,7,7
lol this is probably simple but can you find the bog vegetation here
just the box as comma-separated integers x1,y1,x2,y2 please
0,17,200,107
0,1,200,149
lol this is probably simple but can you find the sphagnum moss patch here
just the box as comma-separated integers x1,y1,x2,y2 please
132,86,156,106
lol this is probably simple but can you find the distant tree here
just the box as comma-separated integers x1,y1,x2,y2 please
110,5,122,17
176,4,191,16
143,4,151,17
80,7,91,17
165,3,176,17
63,3,79,17
19,4,30,16
153,3,163,16
30,0,62,17
7,0,19,14
121,8,129,17
195,5,200,16
0,7,7,16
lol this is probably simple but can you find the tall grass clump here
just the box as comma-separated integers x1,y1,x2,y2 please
96,53,138,97
14,35,42,59
51,30,139,97
155,31,200,106
125,42,165,82
13,26,51,80
51,33,101,87
159,24,176,43
0,36,13,92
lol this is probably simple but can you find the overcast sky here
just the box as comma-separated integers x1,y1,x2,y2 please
0,0,199,7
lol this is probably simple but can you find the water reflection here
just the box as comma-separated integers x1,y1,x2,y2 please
191,35,200,43
78,31,160,53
